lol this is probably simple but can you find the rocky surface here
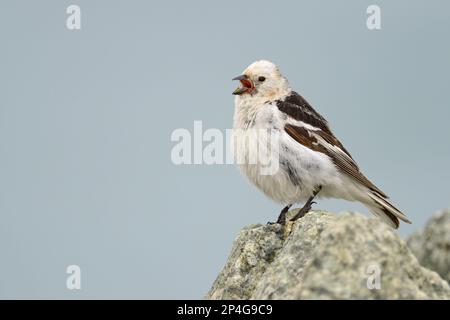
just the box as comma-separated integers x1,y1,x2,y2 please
407,209,450,283
206,210,450,300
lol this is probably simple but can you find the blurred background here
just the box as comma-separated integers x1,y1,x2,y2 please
1,0,449,298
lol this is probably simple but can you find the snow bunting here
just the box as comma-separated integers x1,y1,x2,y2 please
232,60,411,228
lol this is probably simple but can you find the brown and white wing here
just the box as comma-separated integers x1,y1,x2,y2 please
284,123,387,198
277,91,411,228
277,91,387,197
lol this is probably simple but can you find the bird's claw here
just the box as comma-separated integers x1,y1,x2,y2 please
289,200,316,222
267,220,285,226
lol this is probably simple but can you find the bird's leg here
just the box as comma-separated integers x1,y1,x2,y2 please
290,186,322,222
276,204,292,225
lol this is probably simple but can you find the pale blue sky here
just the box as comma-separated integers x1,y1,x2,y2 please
1,0,449,298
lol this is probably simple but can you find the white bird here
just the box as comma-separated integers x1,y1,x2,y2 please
232,60,411,228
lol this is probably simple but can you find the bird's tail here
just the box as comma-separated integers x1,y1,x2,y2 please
364,191,411,229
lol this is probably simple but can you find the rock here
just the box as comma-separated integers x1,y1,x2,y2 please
206,210,450,300
407,209,450,283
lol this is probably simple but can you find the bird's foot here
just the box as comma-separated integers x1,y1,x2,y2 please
290,201,316,222
289,186,322,222
275,204,292,225
267,204,293,225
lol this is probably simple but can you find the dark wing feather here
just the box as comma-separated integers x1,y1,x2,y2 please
277,91,387,197
285,124,387,198
277,91,332,134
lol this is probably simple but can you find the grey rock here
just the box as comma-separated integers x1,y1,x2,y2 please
206,223,284,300
407,209,450,283
206,210,450,300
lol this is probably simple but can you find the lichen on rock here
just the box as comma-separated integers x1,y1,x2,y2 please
206,210,450,300
407,209,450,283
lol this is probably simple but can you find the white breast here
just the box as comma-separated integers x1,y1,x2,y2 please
233,97,300,204
232,96,344,205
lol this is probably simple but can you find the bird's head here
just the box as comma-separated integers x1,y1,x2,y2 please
232,60,290,100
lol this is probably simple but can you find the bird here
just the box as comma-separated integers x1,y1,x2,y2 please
231,60,411,229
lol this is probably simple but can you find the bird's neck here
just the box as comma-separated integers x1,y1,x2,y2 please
233,89,292,130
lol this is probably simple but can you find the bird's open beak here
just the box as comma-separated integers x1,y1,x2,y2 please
232,74,254,95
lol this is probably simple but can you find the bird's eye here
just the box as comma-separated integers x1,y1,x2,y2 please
258,76,266,82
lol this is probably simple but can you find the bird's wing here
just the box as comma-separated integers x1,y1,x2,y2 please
277,91,333,134
277,92,387,198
